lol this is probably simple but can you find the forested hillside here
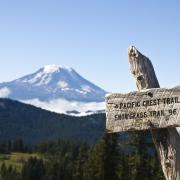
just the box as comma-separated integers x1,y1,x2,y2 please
0,98,105,145
0,98,166,180
0,133,165,180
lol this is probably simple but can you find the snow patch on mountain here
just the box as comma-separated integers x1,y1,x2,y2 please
0,87,11,98
22,66,55,85
0,64,107,115
21,98,105,116
43,64,60,73
58,81,68,88
43,64,72,73
81,85,91,93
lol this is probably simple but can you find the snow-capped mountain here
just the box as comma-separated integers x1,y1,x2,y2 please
0,65,106,115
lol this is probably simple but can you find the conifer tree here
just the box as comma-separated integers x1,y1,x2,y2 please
85,132,120,180
21,157,45,180
73,147,85,180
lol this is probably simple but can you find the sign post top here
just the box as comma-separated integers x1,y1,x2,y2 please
109,45,180,180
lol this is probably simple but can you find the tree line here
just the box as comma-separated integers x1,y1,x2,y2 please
0,131,165,180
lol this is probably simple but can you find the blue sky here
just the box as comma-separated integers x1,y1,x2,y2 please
0,0,180,92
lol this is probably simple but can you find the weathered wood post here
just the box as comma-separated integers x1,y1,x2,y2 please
128,46,180,180
106,46,180,180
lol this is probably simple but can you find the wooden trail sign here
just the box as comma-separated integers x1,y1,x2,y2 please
106,46,180,180
106,87,180,132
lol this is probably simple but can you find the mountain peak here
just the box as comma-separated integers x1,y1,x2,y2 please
0,65,106,103
0,65,107,115
43,64,73,74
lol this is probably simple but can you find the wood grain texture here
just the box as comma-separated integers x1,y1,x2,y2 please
106,87,180,132
128,46,180,180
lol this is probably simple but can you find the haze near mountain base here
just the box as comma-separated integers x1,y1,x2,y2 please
0,64,106,116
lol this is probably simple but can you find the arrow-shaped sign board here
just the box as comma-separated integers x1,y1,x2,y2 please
106,87,180,133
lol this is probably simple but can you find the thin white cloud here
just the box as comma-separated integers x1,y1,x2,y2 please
0,87,11,98
21,98,105,116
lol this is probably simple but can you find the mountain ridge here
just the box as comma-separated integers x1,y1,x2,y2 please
0,98,105,144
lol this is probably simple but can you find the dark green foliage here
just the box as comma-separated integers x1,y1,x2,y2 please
0,98,105,145
126,131,165,180
0,99,165,180
73,147,85,180
22,157,45,180
0,134,165,180
85,132,120,180
0,139,30,154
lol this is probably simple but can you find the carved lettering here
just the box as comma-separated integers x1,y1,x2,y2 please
106,87,180,132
